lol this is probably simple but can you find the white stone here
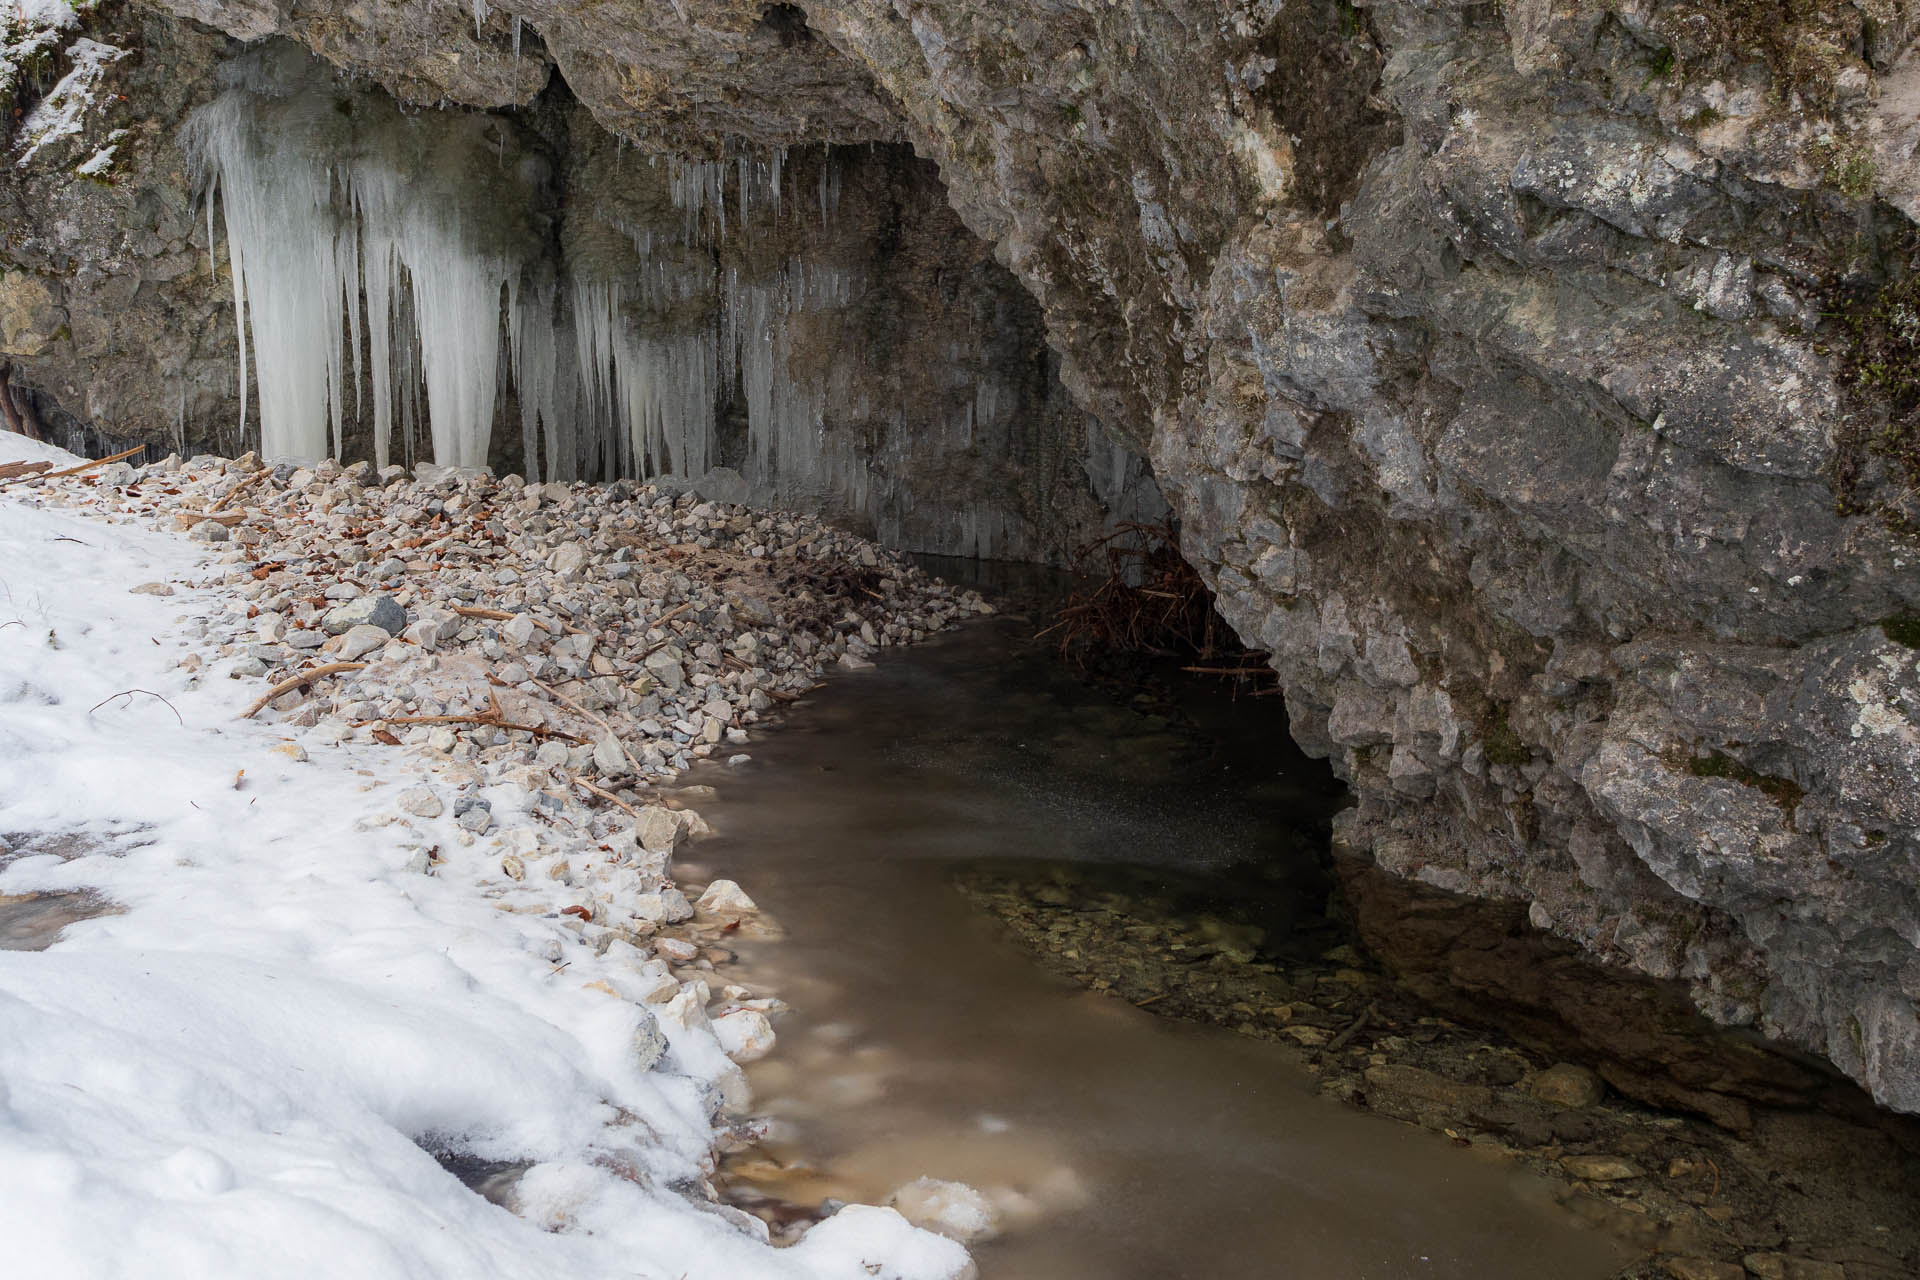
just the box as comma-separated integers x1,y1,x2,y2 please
712,1009,776,1064
397,786,443,818
593,733,628,777
338,624,391,661
694,879,757,923
888,1177,1002,1244
637,806,683,854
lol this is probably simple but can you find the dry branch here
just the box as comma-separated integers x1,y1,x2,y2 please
361,688,583,743
527,676,646,775
238,661,368,719
208,468,266,513
452,604,589,636
0,444,145,488
572,776,641,818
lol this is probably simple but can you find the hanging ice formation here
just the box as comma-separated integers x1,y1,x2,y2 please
185,44,546,469
184,45,860,486
182,43,1074,561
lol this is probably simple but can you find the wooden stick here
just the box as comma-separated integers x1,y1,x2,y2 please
0,461,51,481
358,714,584,742
208,468,266,512
238,661,367,719
573,776,641,818
529,676,646,776
652,600,695,629
0,444,145,487
451,604,587,636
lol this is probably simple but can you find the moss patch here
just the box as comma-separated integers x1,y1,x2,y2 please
1879,613,1920,648
1686,750,1805,814
1824,224,1920,528
1652,0,1861,104
1482,704,1533,767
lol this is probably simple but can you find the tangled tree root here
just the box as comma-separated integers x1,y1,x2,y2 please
1038,521,1279,689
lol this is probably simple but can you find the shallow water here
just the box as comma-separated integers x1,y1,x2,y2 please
687,617,1634,1279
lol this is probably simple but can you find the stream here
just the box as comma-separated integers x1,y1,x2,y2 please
682,601,1636,1279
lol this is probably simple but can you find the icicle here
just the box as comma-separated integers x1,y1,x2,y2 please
185,47,543,467
471,0,489,40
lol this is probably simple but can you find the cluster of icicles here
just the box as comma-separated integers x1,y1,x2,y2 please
181,45,853,491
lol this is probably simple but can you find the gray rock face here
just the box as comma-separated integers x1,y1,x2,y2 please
12,0,1920,1108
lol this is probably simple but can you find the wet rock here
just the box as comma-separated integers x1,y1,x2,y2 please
654,938,700,963
323,593,405,636
694,879,756,923
1528,1063,1605,1109
1362,1064,1492,1109
712,1009,775,1064
1559,1155,1642,1182
1663,1262,1746,1280
1741,1256,1847,1280
887,1177,1001,1244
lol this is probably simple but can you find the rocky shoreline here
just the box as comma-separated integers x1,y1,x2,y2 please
0,444,988,1274
956,856,1920,1280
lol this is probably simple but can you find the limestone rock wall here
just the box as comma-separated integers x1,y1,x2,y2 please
8,0,1920,1110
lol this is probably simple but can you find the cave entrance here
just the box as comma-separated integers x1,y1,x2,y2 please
168,42,1163,569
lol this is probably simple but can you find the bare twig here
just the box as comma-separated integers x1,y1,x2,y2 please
572,776,642,818
360,713,584,742
208,468,266,513
651,600,695,630
238,661,368,719
528,676,646,776
1323,1004,1376,1056
363,690,583,742
88,688,184,725
452,604,588,637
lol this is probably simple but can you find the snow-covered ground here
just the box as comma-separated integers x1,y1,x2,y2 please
0,435,971,1279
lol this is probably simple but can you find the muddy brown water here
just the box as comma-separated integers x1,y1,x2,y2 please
683,614,1635,1279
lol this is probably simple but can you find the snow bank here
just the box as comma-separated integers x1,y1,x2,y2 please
0,441,971,1280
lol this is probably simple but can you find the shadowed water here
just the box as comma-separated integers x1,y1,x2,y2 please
685,615,1635,1279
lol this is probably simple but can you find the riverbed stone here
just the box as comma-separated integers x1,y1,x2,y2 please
1741,1256,1848,1280
1528,1064,1605,1110
712,1009,775,1064
636,806,682,855
694,879,756,923
1559,1155,1642,1182
887,1177,1001,1245
631,1009,667,1071
453,796,492,833
1663,1262,1745,1280
1363,1065,1492,1109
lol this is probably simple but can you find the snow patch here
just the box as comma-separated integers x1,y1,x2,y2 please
0,455,974,1279
13,35,123,169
